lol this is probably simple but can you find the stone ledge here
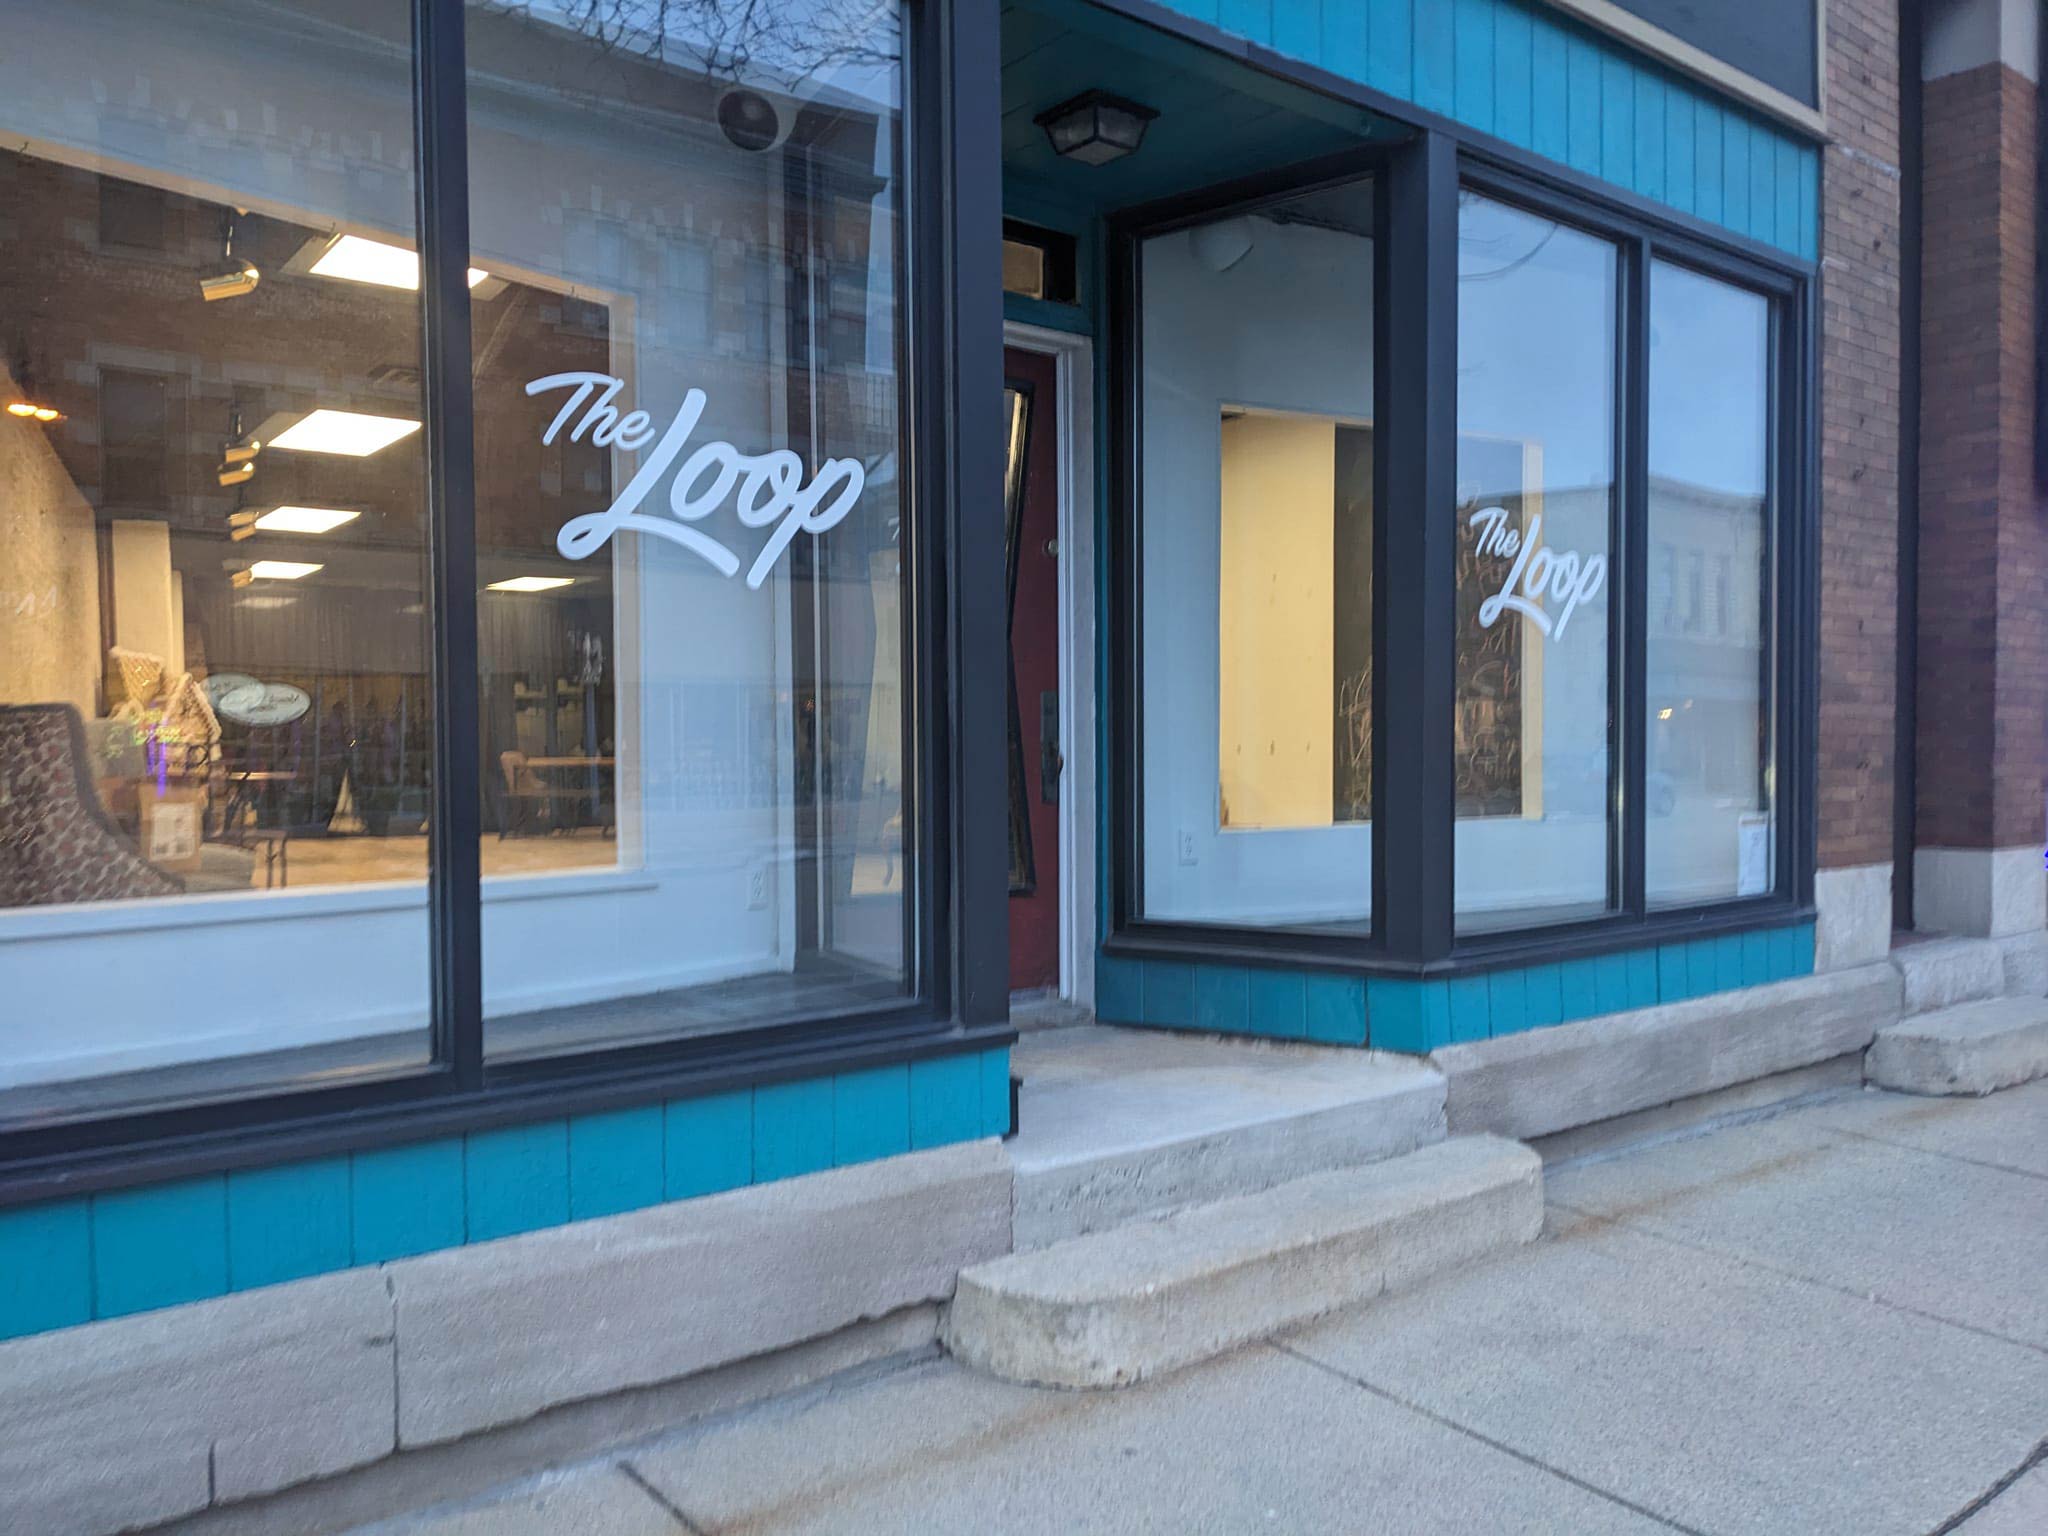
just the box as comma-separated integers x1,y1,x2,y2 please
0,1268,395,1536
944,1136,1541,1390
1866,997,2048,1096
1893,937,2007,1016
1431,963,1900,1142
391,1137,1012,1447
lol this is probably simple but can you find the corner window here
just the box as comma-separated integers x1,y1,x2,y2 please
1113,147,1805,969
1647,261,1775,905
1136,182,1376,931
1453,193,1617,934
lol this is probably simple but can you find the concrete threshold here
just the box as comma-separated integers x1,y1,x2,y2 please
945,1136,1542,1390
1008,1025,1447,1249
1867,996,2048,1096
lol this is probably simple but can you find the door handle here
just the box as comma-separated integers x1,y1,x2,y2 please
1039,691,1060,806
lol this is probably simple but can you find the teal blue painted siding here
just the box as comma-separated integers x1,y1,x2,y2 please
665,1090,753,1199
227,1158,351,1291
568,1107,665,1221
0,1203,91,1337
1092,925,1817,1055
0,1050,1009,1344
352,1141,465,1264
1303,975,1368,1045
92,1177,228,1320
1155,0,1817,259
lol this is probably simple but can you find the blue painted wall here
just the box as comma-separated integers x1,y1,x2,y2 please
1098,924,1816,1050
0,1047,1010,1343
1140,0,1818,259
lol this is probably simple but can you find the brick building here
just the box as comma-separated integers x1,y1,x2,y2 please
2,2,2044,1530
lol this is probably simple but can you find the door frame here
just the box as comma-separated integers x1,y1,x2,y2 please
1003,321,1097,1008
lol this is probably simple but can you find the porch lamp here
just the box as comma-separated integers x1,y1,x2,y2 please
1034,90,1158,166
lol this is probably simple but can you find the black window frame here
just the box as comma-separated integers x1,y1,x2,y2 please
0,0,1013,1205
1105,121,1818,981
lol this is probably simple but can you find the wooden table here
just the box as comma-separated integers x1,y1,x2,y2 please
524,757,615,833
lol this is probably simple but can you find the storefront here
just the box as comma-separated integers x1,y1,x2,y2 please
0,0,1849,1498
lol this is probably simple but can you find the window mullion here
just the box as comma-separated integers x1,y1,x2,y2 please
1620,235,1650,919
415,0,484,1090
1375,130,1458,964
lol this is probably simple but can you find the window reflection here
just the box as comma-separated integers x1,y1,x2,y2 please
1453,192,1617,934
1647,262,1774,904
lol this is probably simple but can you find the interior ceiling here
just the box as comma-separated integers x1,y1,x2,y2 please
1000,0,1395,216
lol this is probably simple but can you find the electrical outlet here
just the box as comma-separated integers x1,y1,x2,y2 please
1177,829,1197,866
747,866,770,910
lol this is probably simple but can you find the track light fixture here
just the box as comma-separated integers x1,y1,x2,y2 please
217,407,262,487
202,211,261,302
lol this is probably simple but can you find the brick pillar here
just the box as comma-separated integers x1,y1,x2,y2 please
1815,0,1905,969
1915,0,2048,937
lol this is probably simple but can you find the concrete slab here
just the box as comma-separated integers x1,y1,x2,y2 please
1867,996,2048,1095
343,1468,681,1536
1801,1080,2048,1178
947,1137,1540,1388
1433,963,1897,1142
1008,1025,1444,1247
627,1348,1670,1535
1957,1462,2048,1535
1283,1221,2048,1536
0,1268,395,1536
391,1139,1009,1447
1892,935,2007,1015
1547,1111,2048,1349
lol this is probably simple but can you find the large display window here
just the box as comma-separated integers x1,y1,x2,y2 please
0,0,994,1178
1111,147,1811,970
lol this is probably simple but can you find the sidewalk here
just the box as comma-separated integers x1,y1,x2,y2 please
218,1081,2048,1535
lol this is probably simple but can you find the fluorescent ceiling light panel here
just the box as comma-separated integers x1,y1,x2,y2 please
309,233,487,290
252,505,360,534
247,560,324,581
487,576,574,593
265,409,421,457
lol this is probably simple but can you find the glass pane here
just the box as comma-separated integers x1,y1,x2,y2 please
1138,183,1376,930
1453,193,1617,934
467,0,913,1056
1647,262,1774,906
0,0,431,1128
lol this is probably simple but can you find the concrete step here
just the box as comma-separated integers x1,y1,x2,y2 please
945,1136,1541,1389
1007,1025,1446,1250
1892,937,2007,1016
1866,996,2048,1096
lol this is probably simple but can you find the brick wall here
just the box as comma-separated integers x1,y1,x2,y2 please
1916,61,2047,850
1817,0,1904,870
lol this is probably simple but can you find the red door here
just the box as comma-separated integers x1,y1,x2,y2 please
1004,347,1061,993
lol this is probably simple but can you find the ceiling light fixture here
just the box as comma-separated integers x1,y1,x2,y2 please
249,505,361,534
1034,90,1157,166
486,576,575,593
256,408,421,457
201,212,261,301
302,232,489,292
234,560,325,586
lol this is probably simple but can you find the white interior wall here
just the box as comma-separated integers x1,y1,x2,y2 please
1141,217,1374,925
